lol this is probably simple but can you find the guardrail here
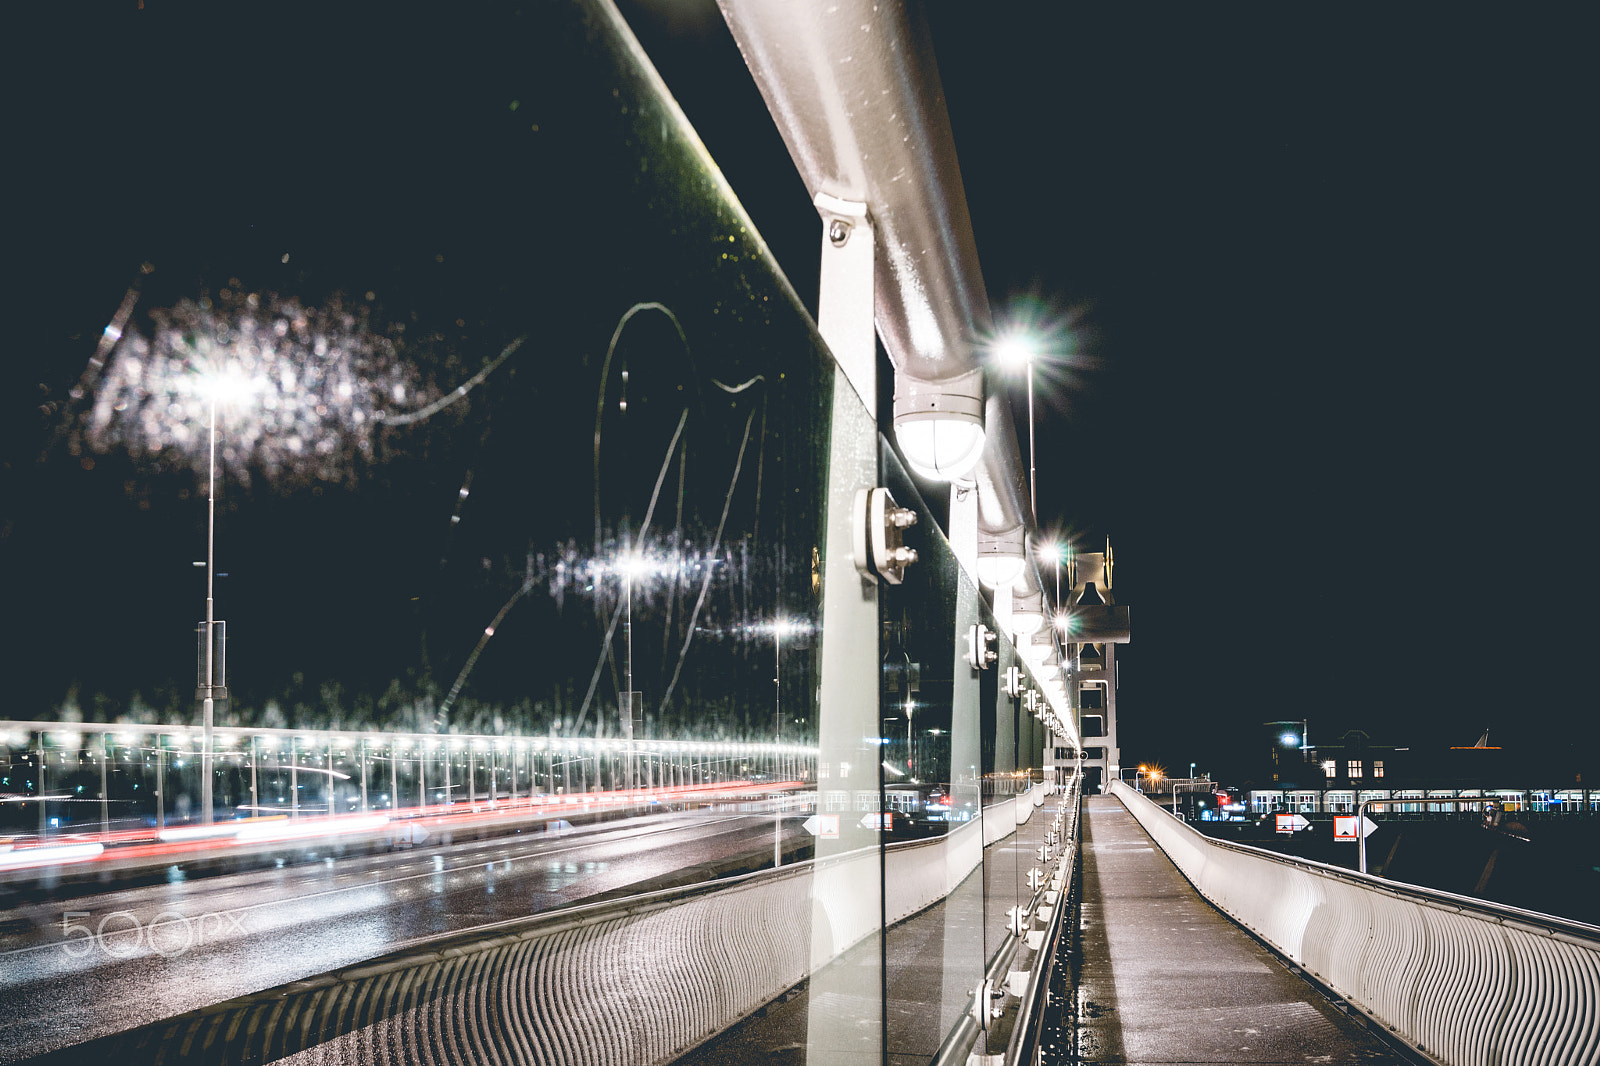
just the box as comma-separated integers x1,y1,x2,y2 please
1109,780,1600,1066
932,772,1081,1066
36,793,1042,1065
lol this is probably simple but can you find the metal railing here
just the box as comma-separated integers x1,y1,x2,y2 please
932,771,1082,1066
1111,780,1600,1066
1356,795,1502,874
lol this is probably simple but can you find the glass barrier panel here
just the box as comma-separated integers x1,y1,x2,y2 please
0,0,874,1061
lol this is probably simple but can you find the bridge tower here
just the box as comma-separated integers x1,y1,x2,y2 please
1061,546,1130,792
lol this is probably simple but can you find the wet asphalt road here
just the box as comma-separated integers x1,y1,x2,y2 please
0,811,798,1063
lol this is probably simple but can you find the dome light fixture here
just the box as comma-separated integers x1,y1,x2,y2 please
1010,590,1045,637
892,368,985,482
976,524,1026,590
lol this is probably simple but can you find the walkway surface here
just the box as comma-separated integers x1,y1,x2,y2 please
1077,795,1405,1064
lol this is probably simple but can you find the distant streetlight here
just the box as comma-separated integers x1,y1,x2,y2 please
771,615,802,869
904,695,916,776
995,331,1039,519
196,363,257,826
1133,765,1162,794
1275,720,1309,754
1037,537,1064,616
87,292,417,824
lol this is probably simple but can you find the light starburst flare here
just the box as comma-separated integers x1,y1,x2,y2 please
83,291,428,485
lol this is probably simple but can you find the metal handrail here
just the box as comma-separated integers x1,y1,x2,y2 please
715,0,1033,545
1005,781,1082,1065
931,772,1082,1066
1356,795,1497,875
929,932,1022,1066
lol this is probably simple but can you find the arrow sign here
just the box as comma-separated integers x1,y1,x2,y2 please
803,814,839,839
1275,813,1310,834
1334,816,1377,841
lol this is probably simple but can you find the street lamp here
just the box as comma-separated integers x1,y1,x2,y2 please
1274,720,1310,755
771,615,801,869
1133,765,1162,794
904,695,915,778
1036,537,1065,616
196,363,256,826
87,292,414,825
994,331,1039,518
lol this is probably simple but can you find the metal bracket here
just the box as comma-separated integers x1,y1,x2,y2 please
970,978,1004,1030
965,623,997,671
852,486,918,584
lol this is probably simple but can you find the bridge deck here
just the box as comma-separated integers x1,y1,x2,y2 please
1077,795,1401,1064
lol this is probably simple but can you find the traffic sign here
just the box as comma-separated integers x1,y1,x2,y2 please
803,814,840,839
1275,813,1310,834
1333,815,1378,842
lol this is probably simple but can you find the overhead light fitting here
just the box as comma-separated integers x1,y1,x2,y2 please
976,524,1026,590
1010,590,1045,637
892,368,985,482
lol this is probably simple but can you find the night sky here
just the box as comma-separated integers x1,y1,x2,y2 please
4,2,1593,783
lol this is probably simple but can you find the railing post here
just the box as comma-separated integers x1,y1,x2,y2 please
807,193,885,1056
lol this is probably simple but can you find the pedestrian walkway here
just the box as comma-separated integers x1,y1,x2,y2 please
1076,795,1404,1064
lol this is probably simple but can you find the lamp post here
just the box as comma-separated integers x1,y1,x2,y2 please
1276,720,1310,757
200,395,218,825
192,365,258,826
772,616,797,869
905,695,915,778
996,334,1038,520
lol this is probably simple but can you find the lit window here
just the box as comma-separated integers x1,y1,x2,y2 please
1321,760,1336,778
1348,760,1364,779
1374,760,1385,778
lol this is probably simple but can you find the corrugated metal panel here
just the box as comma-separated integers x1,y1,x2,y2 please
1110,780,1600,1066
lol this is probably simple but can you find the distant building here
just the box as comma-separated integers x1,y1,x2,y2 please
1245,725,1595,815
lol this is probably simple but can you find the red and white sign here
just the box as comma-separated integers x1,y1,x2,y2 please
1276,813,1310,834
1333,815,1378,842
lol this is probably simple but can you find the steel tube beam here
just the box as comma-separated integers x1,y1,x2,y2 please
717,0,1032,542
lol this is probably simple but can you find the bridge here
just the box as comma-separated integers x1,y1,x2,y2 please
3,1,1596,1064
